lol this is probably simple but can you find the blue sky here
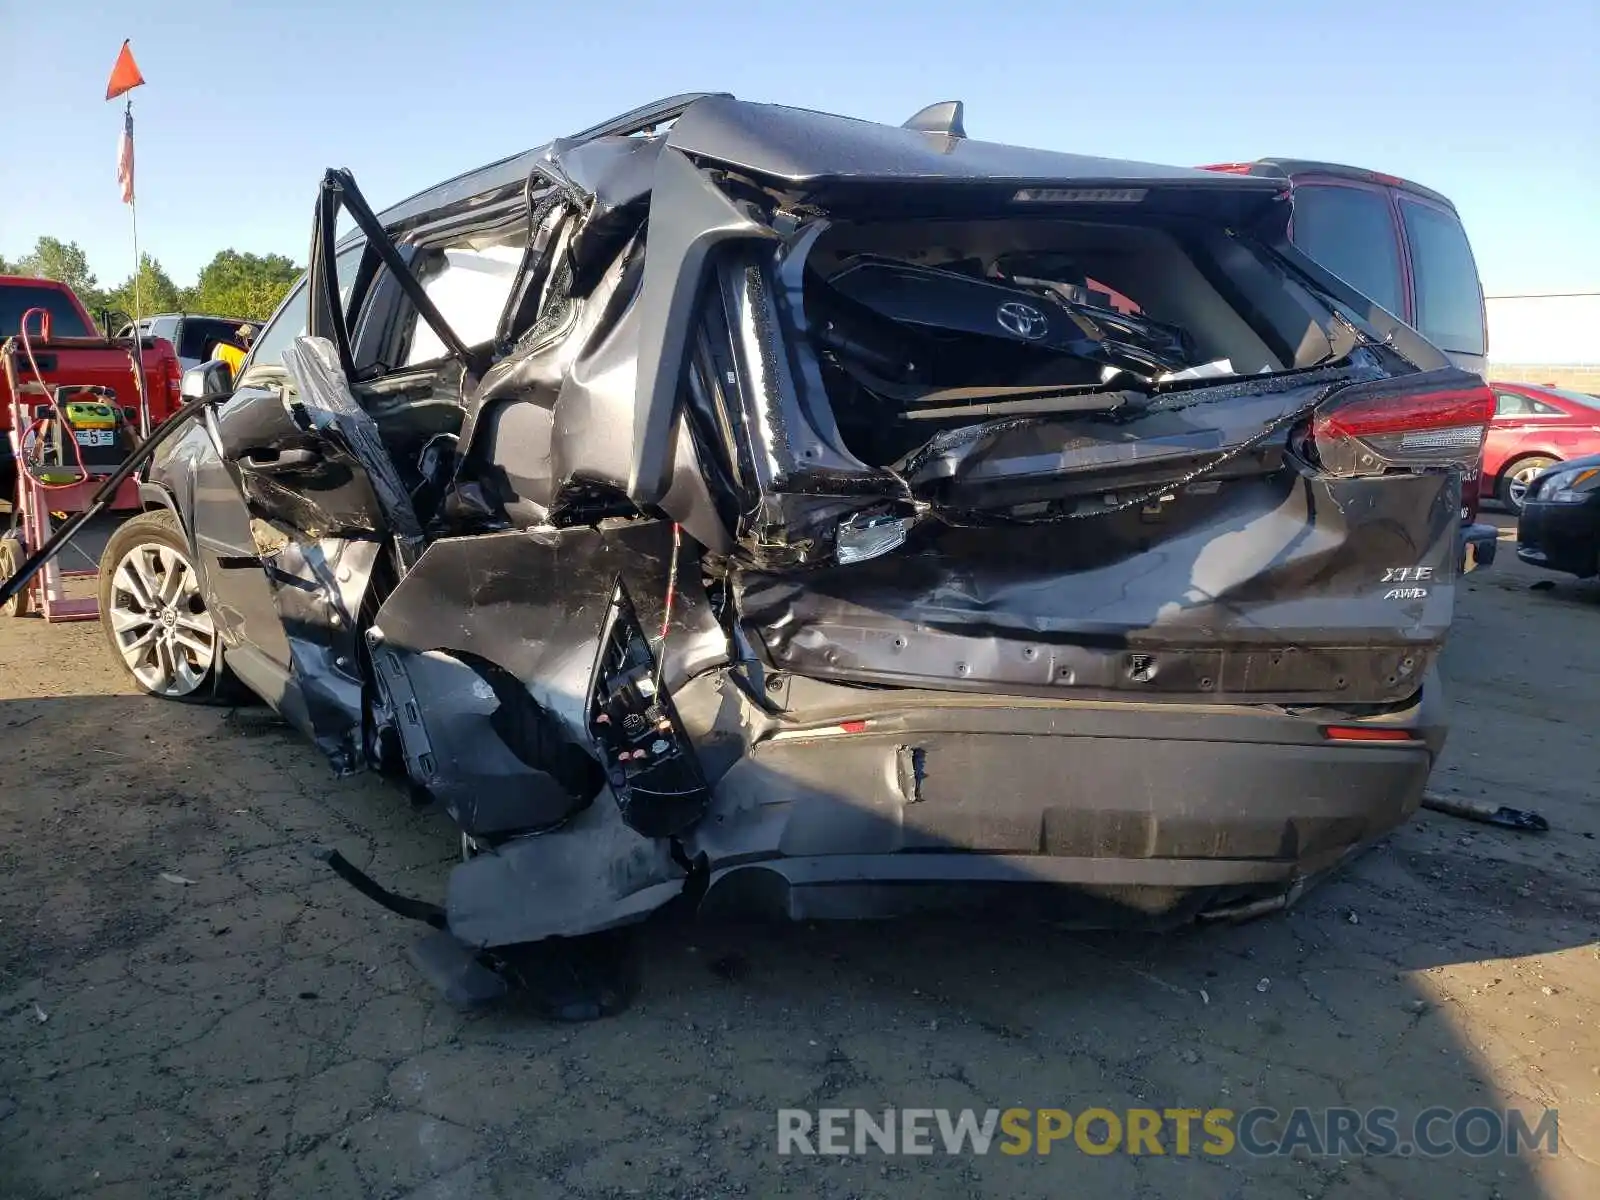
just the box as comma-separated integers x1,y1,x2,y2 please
2,0,1594,296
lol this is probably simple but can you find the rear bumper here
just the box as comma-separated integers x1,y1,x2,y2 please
686,674,1446,926
1460,521,1498,572
1517,499,1600,578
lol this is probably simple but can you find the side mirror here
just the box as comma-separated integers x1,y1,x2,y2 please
181,360,234,400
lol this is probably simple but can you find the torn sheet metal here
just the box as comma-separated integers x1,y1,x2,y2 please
736,466,1459,706
256,532,379,773
282,337,425,562
447,785,687,948
368,518,727,838
628,146,777,506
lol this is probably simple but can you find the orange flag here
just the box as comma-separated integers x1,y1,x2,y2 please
105,40,145,101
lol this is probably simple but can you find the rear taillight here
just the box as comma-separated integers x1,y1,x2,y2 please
1309,373,1494,478
164,355,181,412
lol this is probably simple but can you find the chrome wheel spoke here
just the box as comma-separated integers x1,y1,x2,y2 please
173,610,214,637
108,604,151,634
156,547,187,605
119,624,160,666
113,557,157,612
169,646,204,693
135,546,166,603
171,625,214,658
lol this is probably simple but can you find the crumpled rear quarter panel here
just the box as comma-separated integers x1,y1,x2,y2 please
737,470,1460,705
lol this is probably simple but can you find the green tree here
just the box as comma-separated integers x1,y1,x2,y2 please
190,249,302,321
104,253,182,322
14,236,106,310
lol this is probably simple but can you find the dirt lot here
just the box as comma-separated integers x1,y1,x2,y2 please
1,517,1597,1199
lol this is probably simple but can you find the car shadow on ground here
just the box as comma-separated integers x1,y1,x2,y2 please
2,683,1593,1198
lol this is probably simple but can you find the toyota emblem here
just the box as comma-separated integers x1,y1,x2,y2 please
996,300,1049,340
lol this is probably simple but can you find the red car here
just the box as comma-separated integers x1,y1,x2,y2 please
1197,158,1496,568
1483,382,1600,512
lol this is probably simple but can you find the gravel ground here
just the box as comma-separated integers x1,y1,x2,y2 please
1,517,1596,1199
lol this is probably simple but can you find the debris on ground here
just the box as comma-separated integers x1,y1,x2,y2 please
1256,978,1272,994
1421,792,1550,833
159,873,197,886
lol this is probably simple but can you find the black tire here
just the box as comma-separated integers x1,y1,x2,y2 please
98,509,235,703
1499,455,1558,513
1,534,32,618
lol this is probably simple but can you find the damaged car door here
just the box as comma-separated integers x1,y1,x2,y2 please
197,242,374,750
207,170,475,771
237,164,717,868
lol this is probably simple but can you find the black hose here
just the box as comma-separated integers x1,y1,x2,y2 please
0,394,215,610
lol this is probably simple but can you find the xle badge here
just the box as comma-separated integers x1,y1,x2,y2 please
1382,565,1433,600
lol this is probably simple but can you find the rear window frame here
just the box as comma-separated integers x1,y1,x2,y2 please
0,284,93,339
176,317,244,361
1283,177,1409,323
1395,194,1487,358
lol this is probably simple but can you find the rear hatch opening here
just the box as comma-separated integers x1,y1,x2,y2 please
801,213,1297,471
712,194,1494,708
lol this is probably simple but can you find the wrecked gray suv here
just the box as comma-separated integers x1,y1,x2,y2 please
102,94,1494,976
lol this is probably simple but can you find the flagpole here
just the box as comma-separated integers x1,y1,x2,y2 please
125,96,150,438
107,38,151,436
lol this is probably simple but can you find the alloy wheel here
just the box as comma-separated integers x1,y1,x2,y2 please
1507,469,1535,508
1506,459,1555,511
107,541,217,697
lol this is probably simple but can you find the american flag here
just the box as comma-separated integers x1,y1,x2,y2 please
116,107,135,205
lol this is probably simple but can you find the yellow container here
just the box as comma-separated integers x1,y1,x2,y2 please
62,402,119,431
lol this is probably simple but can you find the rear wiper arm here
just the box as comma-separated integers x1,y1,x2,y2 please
901,388,1141,422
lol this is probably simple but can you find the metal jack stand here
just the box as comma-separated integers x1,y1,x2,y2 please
3,339,146,621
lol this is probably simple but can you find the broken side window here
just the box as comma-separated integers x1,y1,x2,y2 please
402,235,530,367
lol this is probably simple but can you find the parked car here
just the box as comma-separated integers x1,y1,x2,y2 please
1481,382,1600,512
119,312,257,372
100,95,1495,987
1516,452,1600,579
1199,159,1495,568
2,274,183,496
1196,159,1487,375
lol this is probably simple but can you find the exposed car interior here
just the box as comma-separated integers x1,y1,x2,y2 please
798,217,1294,466
292,187,1364,539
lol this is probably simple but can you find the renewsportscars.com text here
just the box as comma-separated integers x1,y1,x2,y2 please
776,1106,1560,1158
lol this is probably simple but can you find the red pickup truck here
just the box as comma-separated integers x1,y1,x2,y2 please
2,275,183,496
